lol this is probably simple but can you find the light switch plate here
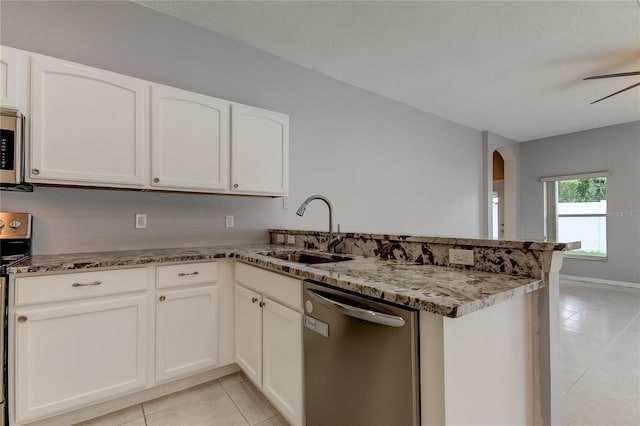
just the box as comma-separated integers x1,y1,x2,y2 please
449,248,474,266
225,215,234,228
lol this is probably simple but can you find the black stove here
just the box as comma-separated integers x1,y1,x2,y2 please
0,212,32,271
0,212,31,426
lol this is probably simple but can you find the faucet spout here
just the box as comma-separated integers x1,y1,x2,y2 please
296,195,334,251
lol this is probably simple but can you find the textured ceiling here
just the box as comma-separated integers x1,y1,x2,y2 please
135,1,640,141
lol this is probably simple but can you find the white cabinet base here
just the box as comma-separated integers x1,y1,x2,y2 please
262,297,303,426
234,284,263,387
14,296,148,424
156,286,219,382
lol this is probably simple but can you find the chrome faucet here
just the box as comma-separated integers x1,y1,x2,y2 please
296,195,334,252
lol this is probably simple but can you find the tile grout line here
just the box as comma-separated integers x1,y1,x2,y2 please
219,378,253,426
141,403,148,426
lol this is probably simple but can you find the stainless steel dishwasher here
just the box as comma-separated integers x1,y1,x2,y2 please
303,280,420,426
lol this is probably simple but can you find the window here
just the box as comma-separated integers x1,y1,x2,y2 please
543,172,608,259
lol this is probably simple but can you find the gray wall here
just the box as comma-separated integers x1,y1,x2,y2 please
519,121,640,284
0,1,483,254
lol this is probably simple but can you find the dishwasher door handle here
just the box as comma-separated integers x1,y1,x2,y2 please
308,290,405,327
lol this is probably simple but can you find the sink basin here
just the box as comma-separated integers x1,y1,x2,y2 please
264,251,353,264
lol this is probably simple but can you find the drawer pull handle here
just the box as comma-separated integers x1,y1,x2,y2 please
178,271,199,277
251,297,259,304
72,281,102,287
159,295,166,302
17,316,28,323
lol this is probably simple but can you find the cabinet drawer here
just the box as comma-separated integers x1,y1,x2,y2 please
157,262,218,289
235,262,302,311
15,268,149,306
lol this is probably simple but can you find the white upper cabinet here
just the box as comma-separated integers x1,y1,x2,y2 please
2,45,290,195
151,85,230,192
0,46,29,111
29,56,147,187
231,104,289,196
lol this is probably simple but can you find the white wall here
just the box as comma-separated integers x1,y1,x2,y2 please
519,121,640,284
0,1,484,255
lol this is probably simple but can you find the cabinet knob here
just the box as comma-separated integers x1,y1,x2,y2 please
259,301,266,308
153,178,160,183
233,184,239,188
32,169,40,175
17,316,28,323
159,295,166,302
251,297,259,304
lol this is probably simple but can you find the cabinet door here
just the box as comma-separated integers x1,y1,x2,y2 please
234,284,263,386
151,85,230,191
30,56,147,186
156,286,218,382
231,104,289,196
14,295,148,423
0,45,29,111
262,297,303,426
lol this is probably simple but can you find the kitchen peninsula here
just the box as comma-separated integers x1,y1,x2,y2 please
7,231,577,426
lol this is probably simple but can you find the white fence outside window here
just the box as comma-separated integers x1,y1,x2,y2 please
557,200,607,255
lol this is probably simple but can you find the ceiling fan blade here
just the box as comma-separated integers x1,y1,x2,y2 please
584,71,640,80
590,81,640,104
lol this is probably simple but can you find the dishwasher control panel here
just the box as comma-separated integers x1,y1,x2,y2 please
304,315,329,337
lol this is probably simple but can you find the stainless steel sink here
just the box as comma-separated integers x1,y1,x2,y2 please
264,251,353,264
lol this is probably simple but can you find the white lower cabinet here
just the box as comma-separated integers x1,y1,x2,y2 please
234,263,303,426
234,285,263,385
14,295,148,424
156,285,219,382
10,260,233,426
262,297,303,426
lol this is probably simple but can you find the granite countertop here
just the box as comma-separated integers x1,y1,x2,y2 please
8,244,544,318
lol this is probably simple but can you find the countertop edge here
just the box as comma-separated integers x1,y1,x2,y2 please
7,245,546,318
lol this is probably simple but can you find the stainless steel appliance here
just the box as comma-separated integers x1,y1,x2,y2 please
0,108,32,192
303,280,420,426
0,212,32,426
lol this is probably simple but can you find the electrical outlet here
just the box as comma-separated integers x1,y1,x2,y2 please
449,248,474,266
275,234,285,243
225,215,234,228
135,214,147,229
287,235,296,245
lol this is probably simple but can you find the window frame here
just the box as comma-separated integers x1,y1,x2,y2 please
542,171,609,261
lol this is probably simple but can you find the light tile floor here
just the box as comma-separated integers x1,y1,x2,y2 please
74,372,289,426
77,278,640,426
560,279,640,426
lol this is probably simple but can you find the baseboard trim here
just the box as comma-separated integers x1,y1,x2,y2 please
560,274,640,289
22,363,240,426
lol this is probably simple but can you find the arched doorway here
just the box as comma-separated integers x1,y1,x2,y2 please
492,151,505,238
491,147,517,239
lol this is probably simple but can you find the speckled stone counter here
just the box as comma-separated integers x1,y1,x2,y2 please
7,244,545,318
270,229,580,278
